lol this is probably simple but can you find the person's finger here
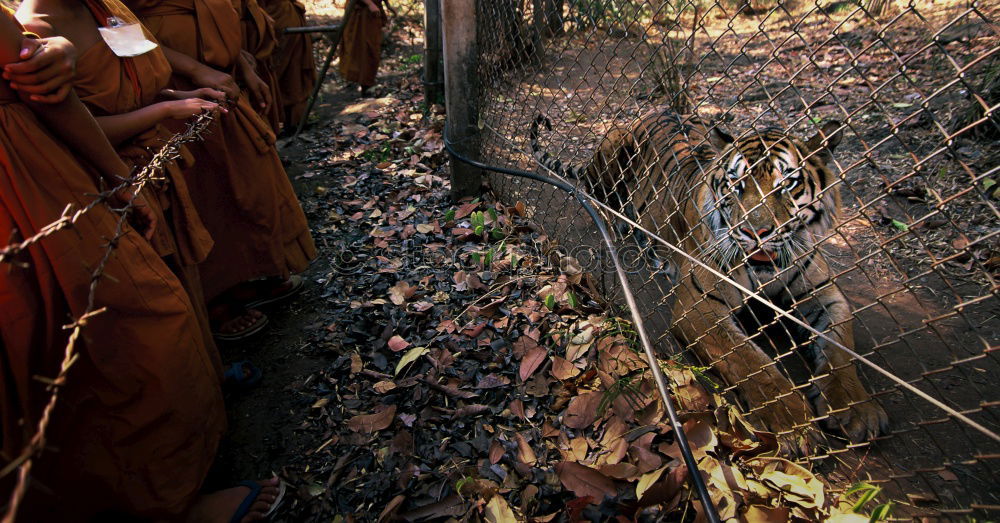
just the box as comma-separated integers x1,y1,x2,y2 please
5,51,58,77
10,71,70,94
262,83,271,108
140,207,157,240
17,38,42,61
28,83,73,104
200,88,227,102
254,84,268,109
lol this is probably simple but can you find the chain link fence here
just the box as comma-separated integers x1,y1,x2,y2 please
456,0,999,517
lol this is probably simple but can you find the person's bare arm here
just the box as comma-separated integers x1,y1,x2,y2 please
96,98,221,146
161,45,240,100
0,13,156,237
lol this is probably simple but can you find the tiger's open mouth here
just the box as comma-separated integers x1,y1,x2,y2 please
747,247,781,268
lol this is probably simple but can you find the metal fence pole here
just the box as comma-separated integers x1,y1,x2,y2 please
423,0,444,104
441,0,482,199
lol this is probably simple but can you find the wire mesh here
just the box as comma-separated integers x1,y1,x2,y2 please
464,0,1000,517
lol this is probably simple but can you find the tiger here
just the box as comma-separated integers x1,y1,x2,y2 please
530,109,888,456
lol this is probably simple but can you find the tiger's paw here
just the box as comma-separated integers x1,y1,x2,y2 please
816,396,889,443
749,393,820,458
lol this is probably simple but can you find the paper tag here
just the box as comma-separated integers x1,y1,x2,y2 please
98,23,157,57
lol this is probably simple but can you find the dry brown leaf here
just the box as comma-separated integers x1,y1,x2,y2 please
562,391,603,429
509,399,527,420
636,464,669,500
639,464,687,508
347,405,397,433
489,439,505,464
600,437,629,466
555,461,617,500
350,352,363,374
377,494,406,523
484,494,517,523
598,338,647,377
600,416,627,447
629,432,663,474
551,356,581,380
519,346,548,382
514,432,537,466
454,201,479,220
564,339,593,362
599,462,639,480
747,457,826,510
665,366,711,412
399,494,465,521
683,417,719,460
512,335,539,358
373,380,397,394
388,281,416,305
938,469,959,482
745,505,791,522
387,335,410,352
569,437,588,461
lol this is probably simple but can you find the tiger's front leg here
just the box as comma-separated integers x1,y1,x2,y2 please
672,281,820,457
796,286,889,443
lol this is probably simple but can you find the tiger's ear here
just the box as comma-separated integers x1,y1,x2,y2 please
708,125,734,150
806,121,843,162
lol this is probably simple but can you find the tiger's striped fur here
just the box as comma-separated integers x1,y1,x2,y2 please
530,109,887,456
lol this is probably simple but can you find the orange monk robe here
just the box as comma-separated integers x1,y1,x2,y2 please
0,18,225,522
124,0,316,301
71,0,220,367
240,0,283,131
339,3,385,88
261,0,315,124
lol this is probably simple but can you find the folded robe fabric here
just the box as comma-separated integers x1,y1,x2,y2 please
261,0,315,123
241,0,283,130
73,0,221,364
127,0,316,300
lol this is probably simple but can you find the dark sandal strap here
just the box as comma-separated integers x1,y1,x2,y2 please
229,480,262,523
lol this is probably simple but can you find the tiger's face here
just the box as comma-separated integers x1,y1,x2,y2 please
703,123,843,272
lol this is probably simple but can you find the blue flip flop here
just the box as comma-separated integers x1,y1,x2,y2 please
223,360,262,390
229,479,287,523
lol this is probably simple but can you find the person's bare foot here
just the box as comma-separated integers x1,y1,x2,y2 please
186,478,282,523
210,302,268,341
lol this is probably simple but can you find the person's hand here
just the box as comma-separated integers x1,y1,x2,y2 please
240,67,271,112
361,0,380,13
111,188,157,241
190,65,239,101
237,52,270,111
161,98,223,119
160,87,227,103
3,36,77,103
